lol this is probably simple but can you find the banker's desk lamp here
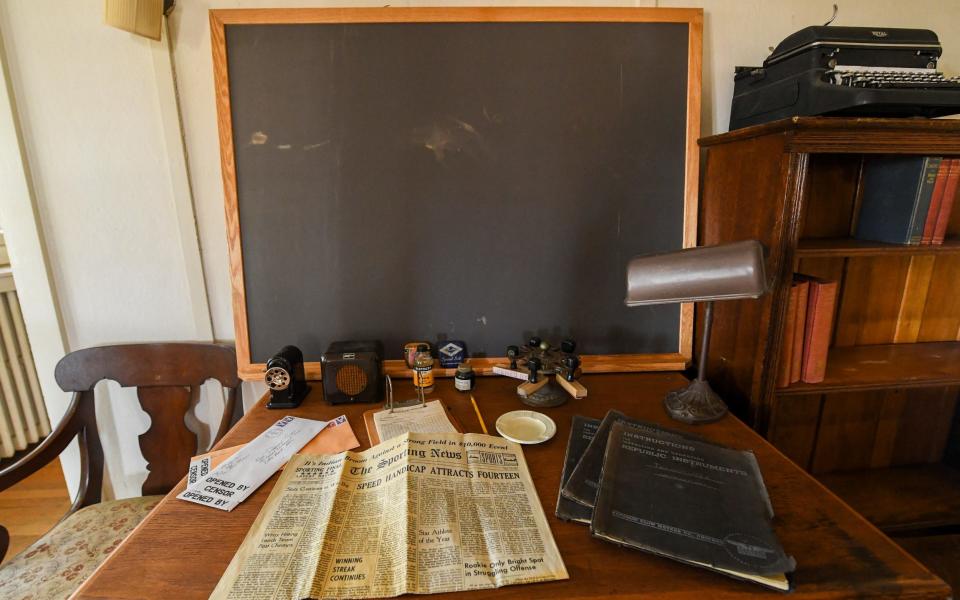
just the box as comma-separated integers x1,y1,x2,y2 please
625,240,768,424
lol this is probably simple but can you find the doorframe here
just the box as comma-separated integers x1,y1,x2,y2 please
0,24,74,491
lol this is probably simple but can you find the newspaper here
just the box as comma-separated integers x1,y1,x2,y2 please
210,432,568,599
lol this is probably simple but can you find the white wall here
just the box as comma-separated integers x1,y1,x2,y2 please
0,0,215,498
0,0,958,495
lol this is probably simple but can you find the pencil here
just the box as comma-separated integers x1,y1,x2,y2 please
470,395,488,434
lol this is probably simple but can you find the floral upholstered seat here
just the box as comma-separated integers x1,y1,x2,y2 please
0,495,162,600
0,344,240,600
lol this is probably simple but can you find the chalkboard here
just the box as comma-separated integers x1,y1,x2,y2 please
212,8,702,379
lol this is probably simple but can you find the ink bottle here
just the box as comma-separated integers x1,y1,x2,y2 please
454,363,475,392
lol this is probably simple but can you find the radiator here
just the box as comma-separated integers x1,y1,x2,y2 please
0,269,50,458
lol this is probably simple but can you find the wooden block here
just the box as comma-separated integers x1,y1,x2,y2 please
555,375,587,399
517,378,549,398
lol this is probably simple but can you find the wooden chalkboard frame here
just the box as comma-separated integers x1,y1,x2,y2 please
211,7,702,381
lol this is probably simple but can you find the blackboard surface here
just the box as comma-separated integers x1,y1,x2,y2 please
224,19,692,363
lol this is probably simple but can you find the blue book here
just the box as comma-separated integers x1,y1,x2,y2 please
855,156,942,245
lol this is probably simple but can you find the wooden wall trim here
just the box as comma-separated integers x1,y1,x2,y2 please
210,12,252,377
700,116,960,147
211,7,702,380
238,353,689,382
678,8,703,361
211,7,703,25
701,117,960,155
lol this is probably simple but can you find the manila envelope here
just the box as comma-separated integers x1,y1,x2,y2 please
192,414,360,471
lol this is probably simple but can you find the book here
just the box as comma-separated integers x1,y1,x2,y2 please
561,410,702,509
950,190,960,241
799,276,839,384
932,158,960,245
921,158,952,245
909,156,942,244
790,279,809,384
855,155,942,245
775,282,798,388
590,421,795,591
556,415,602,523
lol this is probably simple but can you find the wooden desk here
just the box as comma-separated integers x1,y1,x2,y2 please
73,373,949,599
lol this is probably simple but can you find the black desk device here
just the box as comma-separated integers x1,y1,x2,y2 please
265,345,310,409
321,341,384,405
731,26,960,130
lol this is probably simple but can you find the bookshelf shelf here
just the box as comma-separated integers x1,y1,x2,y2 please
819,463,960,534
776,342,960,396
796,238,960,258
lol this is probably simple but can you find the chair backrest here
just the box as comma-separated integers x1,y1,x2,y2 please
54,343,241,501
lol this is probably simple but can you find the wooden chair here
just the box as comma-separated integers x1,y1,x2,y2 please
0,343,240,600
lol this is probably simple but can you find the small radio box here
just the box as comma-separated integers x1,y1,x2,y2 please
321,340,384,404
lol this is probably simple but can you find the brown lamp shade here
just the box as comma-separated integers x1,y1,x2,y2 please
625,240,767,306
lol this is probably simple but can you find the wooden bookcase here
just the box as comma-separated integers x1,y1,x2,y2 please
698,117,960,541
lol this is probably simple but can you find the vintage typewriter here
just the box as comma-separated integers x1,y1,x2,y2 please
730,26,960,130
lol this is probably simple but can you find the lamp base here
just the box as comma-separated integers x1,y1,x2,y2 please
663,379,728,424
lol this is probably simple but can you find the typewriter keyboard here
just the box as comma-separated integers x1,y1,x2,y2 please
825,66,960,89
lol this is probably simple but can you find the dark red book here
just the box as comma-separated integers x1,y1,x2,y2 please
776,283,798,388
932,158,960,245
921,158,951,244
790,280,809,384
800,277,838,384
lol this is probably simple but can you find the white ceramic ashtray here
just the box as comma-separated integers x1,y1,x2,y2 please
495,410,557,444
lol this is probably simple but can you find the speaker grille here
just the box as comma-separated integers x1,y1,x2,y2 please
335,364,368,396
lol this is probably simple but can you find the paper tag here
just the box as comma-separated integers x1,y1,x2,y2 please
493,365,528,380
187,455,212,486
177,416,329,511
